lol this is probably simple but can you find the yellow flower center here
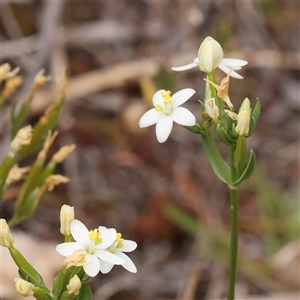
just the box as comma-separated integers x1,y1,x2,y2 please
88,229,102,245
161,90,172,106
115,232,124,249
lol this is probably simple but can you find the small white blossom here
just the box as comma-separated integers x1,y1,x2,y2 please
56,220,125,277
98,228,137,274
139,89,196,143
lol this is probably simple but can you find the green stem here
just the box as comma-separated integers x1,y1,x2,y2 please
228,146,239,300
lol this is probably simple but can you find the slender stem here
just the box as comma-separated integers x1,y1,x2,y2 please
228,186,238,300
228,146,239,300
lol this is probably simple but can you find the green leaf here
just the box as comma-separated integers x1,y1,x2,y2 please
202,131,230,184
232,150,256,185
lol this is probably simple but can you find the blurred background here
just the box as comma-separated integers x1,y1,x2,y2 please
0,1,299,299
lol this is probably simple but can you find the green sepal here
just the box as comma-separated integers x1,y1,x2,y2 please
233,150,256,186
184,123,205,135
52,266,69,299
11,103,31,140
202,131,230,184
0,152,16,199
215,123,234,146
234,135,247,174
9,246,46,288
33,286,54,300
75,282,92,300
248,98,260,136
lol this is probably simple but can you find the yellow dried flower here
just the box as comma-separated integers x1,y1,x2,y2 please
0,63,20,83
32,69,51,92
10,125,33,153
3,76,23,98
5,164,31,186
44,175,70,191
52,144,76,164
37,131,58,161
204,73,233,109
64,249,86,269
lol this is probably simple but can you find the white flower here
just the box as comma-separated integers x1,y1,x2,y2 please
139,89,196,143
56,220,125,277
172,57,248,79
98,228,137,274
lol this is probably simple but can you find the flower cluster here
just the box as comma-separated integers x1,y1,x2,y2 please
56,219,137,277
139,36,252,143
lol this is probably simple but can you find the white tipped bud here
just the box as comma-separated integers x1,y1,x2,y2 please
198,36,223,74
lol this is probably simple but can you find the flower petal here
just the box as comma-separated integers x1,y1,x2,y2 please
96,250,125,265
171,62,198,72
56,242,83,256
139,109,162,128
152,89,165,106
221,58,248,67
98,228,117,249
99,261,114,274
172,88,196,108
218,64,243,79
71,220,89,245
171,107,196,126
121,240,137,252
155,116,173,143
117,252,137,273
83,254,100,277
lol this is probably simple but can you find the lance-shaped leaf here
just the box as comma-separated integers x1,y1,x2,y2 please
202,130,230,184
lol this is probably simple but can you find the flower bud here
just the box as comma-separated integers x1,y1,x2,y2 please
205,98,219,123
14,278,35,297
67,275,81,296
0,219,14,248
235,98,251,136
60,204,75,236
198,36,223,73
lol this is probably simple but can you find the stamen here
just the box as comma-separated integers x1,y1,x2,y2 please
88,229,102,244
115,232,124,248
161,90,172,106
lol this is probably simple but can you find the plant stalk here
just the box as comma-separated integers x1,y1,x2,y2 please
228,145,239,300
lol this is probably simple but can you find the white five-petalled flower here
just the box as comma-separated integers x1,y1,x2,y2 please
56,220,128,277
139,88,196,143
98,227,137,274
